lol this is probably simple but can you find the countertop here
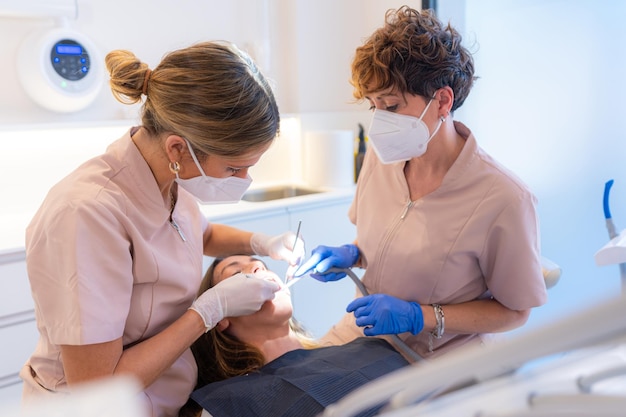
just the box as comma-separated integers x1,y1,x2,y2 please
199,184,355,221
0,184,355,254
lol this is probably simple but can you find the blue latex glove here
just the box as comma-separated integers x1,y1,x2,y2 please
294,244,359,281
347,294,424,336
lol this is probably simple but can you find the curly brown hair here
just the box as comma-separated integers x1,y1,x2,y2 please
351,6,476,112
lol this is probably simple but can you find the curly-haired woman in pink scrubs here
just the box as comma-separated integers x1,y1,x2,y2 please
296,7,547,360
21,41,303,417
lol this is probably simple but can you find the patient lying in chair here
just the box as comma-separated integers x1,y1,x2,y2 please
180,256,409,417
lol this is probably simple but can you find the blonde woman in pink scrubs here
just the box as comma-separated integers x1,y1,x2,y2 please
22,41,303,417
296,7,547,360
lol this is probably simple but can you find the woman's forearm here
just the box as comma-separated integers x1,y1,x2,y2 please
203,223,254,258
422,298,530,336
62,309,206,389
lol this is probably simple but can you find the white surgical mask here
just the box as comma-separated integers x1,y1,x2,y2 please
175,139,252,204
367,99,444,164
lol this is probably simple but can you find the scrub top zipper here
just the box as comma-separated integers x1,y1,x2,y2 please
400,199,414,219
169,191,186,242
372,198,413,289
170,219,187,242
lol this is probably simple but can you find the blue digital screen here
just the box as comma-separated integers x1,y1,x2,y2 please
56,44,83,55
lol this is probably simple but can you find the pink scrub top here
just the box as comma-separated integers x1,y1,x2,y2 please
322,122,547,359
22,129,208,417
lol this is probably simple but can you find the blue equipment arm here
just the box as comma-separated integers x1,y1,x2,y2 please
603,179,614,220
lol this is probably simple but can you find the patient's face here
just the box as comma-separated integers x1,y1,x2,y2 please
213,255,293,321
214,256,277,282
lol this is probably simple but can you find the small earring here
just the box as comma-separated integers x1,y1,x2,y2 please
169,161,180,174
440,116,446,122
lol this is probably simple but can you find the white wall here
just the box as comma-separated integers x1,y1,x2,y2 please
457,0,626,330
0,0,402,126
0,0,408,250
271,0,398,114
0,0,265,125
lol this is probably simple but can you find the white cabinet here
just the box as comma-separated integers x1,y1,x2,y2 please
0,249,38,410
204,190,357,338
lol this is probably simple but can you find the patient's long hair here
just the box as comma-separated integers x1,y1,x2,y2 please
191,257,317,387
180,257,318,417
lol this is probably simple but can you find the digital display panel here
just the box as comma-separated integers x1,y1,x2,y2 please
56,44,83,55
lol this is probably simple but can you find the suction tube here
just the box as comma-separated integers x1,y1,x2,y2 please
602,179,626,293
328,267,422,363
604,180,618,239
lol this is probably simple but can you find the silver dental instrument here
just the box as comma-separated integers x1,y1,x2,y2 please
285,274,301,288
284,220,302,286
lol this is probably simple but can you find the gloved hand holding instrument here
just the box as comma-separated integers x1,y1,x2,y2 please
191,229,306,332
250,231,305,266
295,243,423,362
347,294,424,336
294,244,360,281
189,272,280,332
328,267,423,363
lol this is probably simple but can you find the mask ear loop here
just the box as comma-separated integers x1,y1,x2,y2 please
182,138,209,180
426,116,445,143
419,98,435,119
428,90,450,137
409,95,445,153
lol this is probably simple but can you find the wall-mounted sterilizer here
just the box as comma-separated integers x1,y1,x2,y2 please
16,27,103,113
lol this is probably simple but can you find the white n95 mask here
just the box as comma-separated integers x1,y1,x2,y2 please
367,99,443,164
176,139,253,204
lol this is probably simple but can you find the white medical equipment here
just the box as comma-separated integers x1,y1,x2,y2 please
17,25,103,112
6,0,103,113
320,293,626,417
595,179,626,292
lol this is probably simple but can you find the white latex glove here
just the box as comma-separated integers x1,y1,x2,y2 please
189,272,280,332
250,232,305,265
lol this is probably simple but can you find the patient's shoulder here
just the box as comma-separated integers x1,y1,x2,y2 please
189,336,409,417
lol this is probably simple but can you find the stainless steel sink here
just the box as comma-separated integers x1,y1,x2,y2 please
242,185,324,202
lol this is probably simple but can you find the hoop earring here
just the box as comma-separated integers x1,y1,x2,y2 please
169,161,180,175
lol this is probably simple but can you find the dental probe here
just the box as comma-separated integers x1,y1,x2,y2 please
284,220,302,285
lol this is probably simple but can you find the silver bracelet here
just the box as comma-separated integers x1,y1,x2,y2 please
431,303,445,339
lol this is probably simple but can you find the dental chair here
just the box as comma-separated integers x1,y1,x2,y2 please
320,293,626,417
319,260,626,417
